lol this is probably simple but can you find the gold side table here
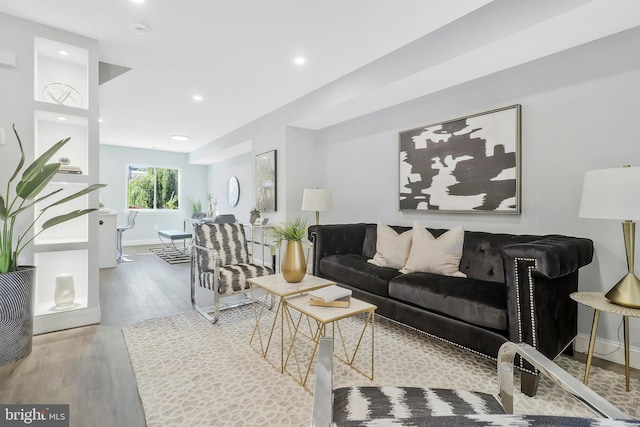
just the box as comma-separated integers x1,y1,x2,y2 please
570,291,640,391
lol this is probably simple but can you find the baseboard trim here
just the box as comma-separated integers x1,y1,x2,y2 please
33,306,101,335
574,332,640,370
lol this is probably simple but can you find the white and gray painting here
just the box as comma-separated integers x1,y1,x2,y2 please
399,106,519,213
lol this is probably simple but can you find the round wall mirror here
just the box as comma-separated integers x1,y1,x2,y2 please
227,176,240,207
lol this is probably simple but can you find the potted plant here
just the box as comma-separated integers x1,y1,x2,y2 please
0,125,105,365
270,218,308,283
188,197,203,216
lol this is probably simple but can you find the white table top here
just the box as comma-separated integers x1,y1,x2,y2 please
571,291,640,318
247,274,334,297
285,294,376,323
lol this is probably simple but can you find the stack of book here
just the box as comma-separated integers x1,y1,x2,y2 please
308,285,352,308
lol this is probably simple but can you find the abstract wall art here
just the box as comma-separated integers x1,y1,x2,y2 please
399,105,521,214
255,149,277,211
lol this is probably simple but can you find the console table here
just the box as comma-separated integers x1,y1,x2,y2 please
570,291,640,392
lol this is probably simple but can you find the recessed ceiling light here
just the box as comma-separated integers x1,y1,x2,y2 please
98,118,103,123
294,57,306,65
131,0,144,4
193,94,203,101
57,116,67,121
170,135,190,141
58,50,69,56
133,22,150,36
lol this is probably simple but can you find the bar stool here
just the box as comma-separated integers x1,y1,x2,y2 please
116,210,138,263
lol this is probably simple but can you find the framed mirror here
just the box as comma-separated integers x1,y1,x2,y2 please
227,176,240,207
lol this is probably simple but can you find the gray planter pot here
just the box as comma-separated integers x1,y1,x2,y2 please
0,266,36,365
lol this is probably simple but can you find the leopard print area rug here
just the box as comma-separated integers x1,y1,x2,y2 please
122,305,639,426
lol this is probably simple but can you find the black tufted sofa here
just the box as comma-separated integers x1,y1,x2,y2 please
309,223,594,397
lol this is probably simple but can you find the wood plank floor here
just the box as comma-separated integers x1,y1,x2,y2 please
0,245,638,426
0,245,192,427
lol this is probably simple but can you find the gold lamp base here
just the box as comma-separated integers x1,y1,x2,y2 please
606,220,640,308
606,272,640,308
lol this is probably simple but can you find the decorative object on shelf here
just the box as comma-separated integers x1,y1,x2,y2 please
54,273,75,307
227,176,240,207
57,156,82,175
271,218,308,283
579,165,640,308
255,150,277,211
42,82,83,108
399,104,521,214
0,125,105,365
249,207,260,225
206,194,218,219
301,188,332,225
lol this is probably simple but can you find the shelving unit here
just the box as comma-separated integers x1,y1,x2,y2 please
31,35,100,334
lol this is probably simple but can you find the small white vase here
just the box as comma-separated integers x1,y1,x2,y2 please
54,273,75,308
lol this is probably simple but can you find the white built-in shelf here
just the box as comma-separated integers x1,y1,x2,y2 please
34,37,88,110
35,110,89,176
34,182,89,245
33,249,89,317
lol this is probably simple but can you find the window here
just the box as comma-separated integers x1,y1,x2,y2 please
127,165,180,210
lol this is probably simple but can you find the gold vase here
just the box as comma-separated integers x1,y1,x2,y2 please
281,240,306,283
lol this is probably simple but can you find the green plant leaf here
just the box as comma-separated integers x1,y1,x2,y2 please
16,163,60,200
0,195,6,221
20,137,70,184
44,184,106,209
8,188,64,218
42,209,97,230
9,124,26,184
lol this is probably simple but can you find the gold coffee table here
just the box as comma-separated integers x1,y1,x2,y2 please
283,294,376,390
248,274,334,373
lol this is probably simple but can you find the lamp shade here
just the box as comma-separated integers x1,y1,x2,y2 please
579,167,640,220
302,189,332,212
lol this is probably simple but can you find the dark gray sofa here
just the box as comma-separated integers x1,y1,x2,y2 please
309,223,594,396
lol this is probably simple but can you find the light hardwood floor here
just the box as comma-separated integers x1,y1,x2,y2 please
0,245,191,427
0,245,637,426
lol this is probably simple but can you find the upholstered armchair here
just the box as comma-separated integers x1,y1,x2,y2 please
190,223,274,323
311,339,634,426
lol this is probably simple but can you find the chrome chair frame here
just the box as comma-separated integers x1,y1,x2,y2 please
311,339,632,426
190,223,274,324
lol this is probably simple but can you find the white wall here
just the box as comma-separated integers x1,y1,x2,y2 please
191,26,640,365
99,144,208,245
310,28,640,356
207,151,255,224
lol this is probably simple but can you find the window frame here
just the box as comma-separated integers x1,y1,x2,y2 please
125,164,183,212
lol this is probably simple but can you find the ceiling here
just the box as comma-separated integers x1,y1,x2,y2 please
1,1,639,158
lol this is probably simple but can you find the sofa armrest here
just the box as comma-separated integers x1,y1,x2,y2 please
503,236,593,279
502,236,594,374
309,224,369,276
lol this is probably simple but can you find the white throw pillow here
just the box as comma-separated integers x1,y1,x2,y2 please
400,224,467,278
367,223,412,269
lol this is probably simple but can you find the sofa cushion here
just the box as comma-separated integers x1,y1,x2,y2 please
401,224,466,277
319,254,400,297
367,222,412,269
389,273,507,331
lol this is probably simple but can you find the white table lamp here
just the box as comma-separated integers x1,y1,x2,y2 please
302,189,332,225
579,165,640,308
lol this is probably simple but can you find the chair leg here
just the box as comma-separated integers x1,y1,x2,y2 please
520,371,540,397
190,264,220,324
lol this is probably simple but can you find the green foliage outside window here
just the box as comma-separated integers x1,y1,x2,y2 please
127,166,180,210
